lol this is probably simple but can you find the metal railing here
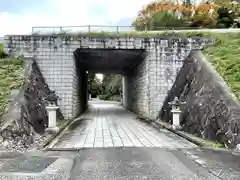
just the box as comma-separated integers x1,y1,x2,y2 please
31,25,240,35
32,25,135,34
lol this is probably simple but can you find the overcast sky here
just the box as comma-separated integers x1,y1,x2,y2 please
0,0,151,36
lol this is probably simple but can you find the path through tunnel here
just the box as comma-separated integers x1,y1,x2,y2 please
72,48,147,118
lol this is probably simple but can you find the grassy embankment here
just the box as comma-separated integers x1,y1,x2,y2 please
203,33,240,99
0,44,25,125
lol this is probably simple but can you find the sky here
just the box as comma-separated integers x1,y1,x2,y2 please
0,0,152,36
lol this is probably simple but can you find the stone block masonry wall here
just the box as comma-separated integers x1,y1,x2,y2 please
4,35,213,119
3,36,82,119
127,54,149,116
72,56,80,117
147,43,192,119
127,38,202,119
32,44,74,119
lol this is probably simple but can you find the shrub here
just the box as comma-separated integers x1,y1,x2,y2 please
216,6,235,28
148,11,186,30
0,44,8,58
134,11,186,30
189,12,217,28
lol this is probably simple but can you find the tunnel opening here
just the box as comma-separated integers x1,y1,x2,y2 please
72,48,147,118
89,73,123,102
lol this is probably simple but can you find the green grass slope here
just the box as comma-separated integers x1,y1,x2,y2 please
203,33,240,99
0,44,25,121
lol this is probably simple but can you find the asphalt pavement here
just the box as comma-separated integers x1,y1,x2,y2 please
67,147,221,180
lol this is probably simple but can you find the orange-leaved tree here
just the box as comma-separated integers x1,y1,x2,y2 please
132,0,221,30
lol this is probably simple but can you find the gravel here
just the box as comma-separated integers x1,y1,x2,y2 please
1,133,50,153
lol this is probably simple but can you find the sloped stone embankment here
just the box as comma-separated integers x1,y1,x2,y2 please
0,58,63,152
159,51,240,149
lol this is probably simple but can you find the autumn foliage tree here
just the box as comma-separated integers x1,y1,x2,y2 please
132,0,238,29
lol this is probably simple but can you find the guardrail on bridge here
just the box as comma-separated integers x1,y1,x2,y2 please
31,25,240,35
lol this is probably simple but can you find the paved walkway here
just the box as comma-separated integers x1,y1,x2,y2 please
52,100,196,149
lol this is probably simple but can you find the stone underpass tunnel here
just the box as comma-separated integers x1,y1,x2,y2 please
4,35,209,121
72,48,146,118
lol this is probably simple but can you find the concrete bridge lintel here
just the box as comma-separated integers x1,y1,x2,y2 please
3,34,213,55
4,34,213,39
4,34,213,45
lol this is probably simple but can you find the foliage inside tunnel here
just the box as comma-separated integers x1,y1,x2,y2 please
88,73,122,101
99,74,122,101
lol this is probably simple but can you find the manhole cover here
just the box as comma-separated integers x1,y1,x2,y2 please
0,155,57,173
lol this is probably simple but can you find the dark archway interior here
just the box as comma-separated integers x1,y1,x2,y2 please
74,48,146,75
72,48,147,117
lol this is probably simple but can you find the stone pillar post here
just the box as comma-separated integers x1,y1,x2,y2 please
46,105,59,133
171,109,181,130
168,97,186,130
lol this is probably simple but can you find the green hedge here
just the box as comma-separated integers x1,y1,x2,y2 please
0,44,7,58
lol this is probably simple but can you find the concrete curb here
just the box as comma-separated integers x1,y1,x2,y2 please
40,118,77,150
157,121,219,148
0,151,24,159
41,113,89,151
136,115,225,149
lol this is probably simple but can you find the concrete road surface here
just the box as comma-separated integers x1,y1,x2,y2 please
52,100,196,150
